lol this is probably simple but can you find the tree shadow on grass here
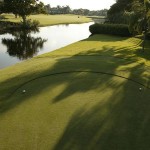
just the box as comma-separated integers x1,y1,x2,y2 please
0,36,150,114
53,78,150,150
0,35,150,149
135,40,150,60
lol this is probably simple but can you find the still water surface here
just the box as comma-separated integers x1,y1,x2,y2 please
0,22,93,69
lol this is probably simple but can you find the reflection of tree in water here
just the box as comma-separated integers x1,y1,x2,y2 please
2,29,47,60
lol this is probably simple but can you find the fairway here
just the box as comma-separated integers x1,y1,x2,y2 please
0,34,150,150
1,14,92,26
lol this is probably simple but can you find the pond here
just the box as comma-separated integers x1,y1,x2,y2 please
0,22,93,69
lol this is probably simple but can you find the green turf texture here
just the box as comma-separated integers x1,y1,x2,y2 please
1,14,91,26
0,34,150,150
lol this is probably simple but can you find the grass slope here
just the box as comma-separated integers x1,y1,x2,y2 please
0,34,150,150
1,14,92,26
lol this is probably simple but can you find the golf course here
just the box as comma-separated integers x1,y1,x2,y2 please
0,33,150,149
0,14,92,26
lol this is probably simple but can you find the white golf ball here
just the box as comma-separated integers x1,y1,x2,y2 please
139,88,142,91
22,90,26,93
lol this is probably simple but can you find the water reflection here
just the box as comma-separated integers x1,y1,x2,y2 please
0,22,93,69
2,29,47,60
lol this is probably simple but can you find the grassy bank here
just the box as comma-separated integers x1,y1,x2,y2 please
0,34,150,149
1,14,92,26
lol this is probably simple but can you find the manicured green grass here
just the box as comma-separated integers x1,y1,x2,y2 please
1,14,92,26
0,34,150,150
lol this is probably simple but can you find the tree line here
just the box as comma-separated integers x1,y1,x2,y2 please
107,0,150,51
45,4,107,16
0,0,108,24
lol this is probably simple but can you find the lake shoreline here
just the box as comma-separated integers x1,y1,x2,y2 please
0,14,92,29
0,22,93,69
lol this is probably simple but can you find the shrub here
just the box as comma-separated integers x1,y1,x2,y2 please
89,23,131,37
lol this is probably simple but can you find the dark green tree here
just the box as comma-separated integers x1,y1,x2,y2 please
4,0,45,24
0,1,4,15
107,0,133,23
125,0,150,51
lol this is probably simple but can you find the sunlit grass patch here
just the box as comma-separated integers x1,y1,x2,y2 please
0,34,150,150
1,14,92,26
